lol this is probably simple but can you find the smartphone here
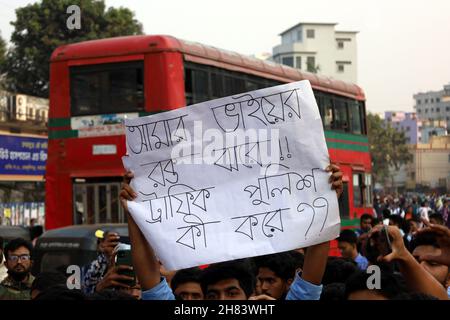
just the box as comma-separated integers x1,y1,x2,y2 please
376,226,392,257
115,243,136,287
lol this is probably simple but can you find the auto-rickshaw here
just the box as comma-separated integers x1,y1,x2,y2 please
32,223,128,276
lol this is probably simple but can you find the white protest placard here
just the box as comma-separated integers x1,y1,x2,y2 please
122,80,341,270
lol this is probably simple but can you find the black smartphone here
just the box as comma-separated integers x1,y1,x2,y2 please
376,226,392,256
115,245,136,287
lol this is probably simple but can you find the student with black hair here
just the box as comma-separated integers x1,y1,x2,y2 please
337,229,369,271
200,259,255,300
171,267,204,300
355,214,374,237
254,252,295,299
344,269,408,300
429,213,445,226
0,238,34,300
410,231,450,297
366,225,449,300
31,272,68,299
321,257,358,285
320,282,346,301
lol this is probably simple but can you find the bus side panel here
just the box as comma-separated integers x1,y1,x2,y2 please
45,147,72,229
145,52,186,112
49,62,70,119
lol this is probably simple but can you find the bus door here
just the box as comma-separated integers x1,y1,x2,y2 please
72,179,124,224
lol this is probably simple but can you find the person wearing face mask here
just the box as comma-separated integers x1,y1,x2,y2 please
0,238,34,300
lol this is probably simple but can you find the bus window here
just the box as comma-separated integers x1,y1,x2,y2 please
338,182,350,219
333,98,349,132
192,69,209,104
349,100,362,134
359,101,367,135
323,96,333,130
314,92,324,120
211,72,224,99
70,61,144,116
365,174,372,206
353,173,364,207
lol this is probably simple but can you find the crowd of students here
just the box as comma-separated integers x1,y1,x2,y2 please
1,165,449,300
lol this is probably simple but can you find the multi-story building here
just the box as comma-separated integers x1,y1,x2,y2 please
272,22,358,83
413,83,450,129
405,136,450,193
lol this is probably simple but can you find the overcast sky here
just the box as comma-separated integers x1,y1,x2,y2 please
1,0,450,114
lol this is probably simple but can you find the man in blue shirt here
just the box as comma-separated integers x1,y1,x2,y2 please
120,164,344,300
337,229,369,271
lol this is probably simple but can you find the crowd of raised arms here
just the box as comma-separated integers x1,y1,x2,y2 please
1,165,449,300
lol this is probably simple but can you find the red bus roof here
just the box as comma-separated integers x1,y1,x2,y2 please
51,35,365,99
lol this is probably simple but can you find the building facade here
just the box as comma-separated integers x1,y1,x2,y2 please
413,83,450,129
384,111,421,144
405,136,450,193
272,22,358,83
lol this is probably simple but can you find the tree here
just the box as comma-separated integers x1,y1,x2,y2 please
367,113,413,187
0,32,7,89
3,0,143,98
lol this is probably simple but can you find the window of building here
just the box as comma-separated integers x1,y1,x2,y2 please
431,98,434,103
337,64,345,73
425,99,428,103
282,56,294,67
437,98,440,103
337,41,344,49
306,29,315,38
418,109,421,114
436,107,440,112
406,126,410,131
297,30,302,41
446,107,450,112
431,108,434,112
307,56,316,72
425,109,428,113
417,99,421,104
295,56,302,69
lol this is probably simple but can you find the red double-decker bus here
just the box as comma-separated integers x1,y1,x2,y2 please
47,35,372,239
